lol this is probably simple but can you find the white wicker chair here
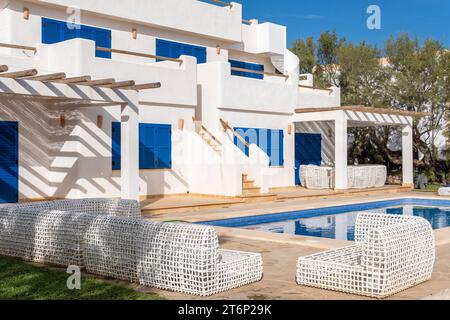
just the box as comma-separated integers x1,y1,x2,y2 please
296,213,435,298
438,188,450,196
82,216,263,296
13,199,141,219
83,216,142,282
0,209,96,267
0,201,262,296
374,166,387,187
301,166,332,189
137,221,263,296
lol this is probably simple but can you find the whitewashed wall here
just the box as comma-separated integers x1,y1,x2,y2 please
1,0,284,69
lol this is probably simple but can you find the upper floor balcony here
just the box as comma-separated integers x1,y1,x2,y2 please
297,74,341,109
26,0,244,43
198,61,298,115
0,39,198,106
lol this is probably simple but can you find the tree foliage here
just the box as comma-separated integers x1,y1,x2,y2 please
291,32,450,182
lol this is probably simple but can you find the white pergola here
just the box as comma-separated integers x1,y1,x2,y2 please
293,106,430,190
0,70,160,201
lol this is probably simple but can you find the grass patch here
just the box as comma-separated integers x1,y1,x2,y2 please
415,184,442,193
0,256,163,300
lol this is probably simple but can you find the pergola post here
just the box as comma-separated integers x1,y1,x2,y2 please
402,123,414,188
334,112,348,190
120,101,140,201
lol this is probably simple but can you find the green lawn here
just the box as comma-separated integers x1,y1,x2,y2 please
0,256,163,300
415,184,442,193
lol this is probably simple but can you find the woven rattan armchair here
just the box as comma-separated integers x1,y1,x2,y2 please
0,209,96,267
296,213,435,298
13,198,141,219
83,216,263,296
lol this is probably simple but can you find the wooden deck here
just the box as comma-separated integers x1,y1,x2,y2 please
141,185,412,215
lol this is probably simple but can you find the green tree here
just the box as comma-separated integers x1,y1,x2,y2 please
315,30,345,87
291,37,315,74
290,31,450,182
385,35,450,176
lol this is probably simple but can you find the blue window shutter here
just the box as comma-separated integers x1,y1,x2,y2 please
229,60,264,79
42,17,111,59
42,18,63,44
63,23,79,41
155,125,172,169
266,129,272,165
0,122,19,203
93,28,112,58
156,39,206,63
111,122,121,170
234,127,249,156
139,124,156,170
156,39,170,61
278,130,284,166
80,25,94,40
230,60,246,77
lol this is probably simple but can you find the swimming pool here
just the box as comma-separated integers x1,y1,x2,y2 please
201,198,450,241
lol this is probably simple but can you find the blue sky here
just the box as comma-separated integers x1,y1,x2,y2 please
238,0,449,49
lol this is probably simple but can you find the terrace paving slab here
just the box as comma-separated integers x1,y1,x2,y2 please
139,191,450,300
134,238,450,300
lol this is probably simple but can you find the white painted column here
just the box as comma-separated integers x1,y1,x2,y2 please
334,112,348,190
120,101,140,201
402,123,414,187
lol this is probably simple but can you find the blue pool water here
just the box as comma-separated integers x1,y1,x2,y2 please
200,198,450,241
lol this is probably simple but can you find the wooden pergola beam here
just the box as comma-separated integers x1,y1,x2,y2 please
124,82,161,90
100,80,135,89
81,78,115,87
52,76,92,84
295,106,431,118
0,65,8,73
23,72,66,82
0,69,38,79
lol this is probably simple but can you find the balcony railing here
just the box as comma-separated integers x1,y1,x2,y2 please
0,42,37,53
198,0,254,25
0,42,182,64
96,47,183,64
230,66,289,79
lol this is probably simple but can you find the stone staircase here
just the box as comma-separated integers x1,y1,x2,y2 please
242,173,261,195
194,119,222,153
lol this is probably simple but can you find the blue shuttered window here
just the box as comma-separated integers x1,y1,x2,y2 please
112,123,172,170
111,122,121,170
234,128,284,167
156,39,207,64
229,60,264,80
0,122,19,203
42,17,112,59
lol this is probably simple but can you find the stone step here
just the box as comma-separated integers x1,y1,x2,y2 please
239,193,277,203
243,187,261,195
243,181,255,188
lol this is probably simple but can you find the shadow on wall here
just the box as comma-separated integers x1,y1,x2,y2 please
0,96,195,201
0,97,52,199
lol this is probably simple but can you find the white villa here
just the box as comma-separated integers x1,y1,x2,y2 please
0,0,426,203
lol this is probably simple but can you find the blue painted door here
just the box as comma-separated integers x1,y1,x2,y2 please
295,133,322,185
0,122,19,203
